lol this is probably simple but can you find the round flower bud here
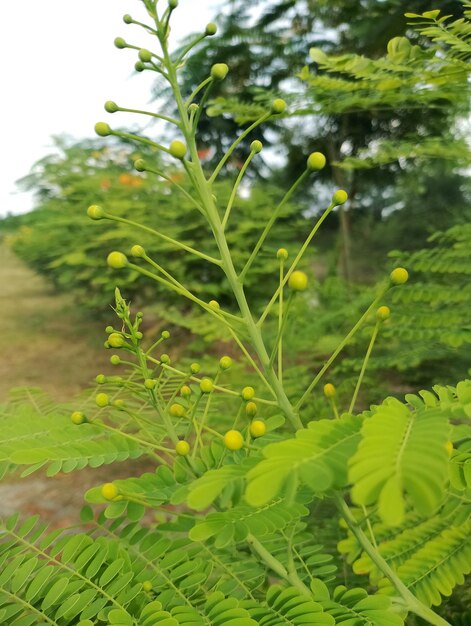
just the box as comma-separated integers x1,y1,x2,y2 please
169,0,178,8
95,122,112,137
323,383,336,398
170,403,186,417
142,581,153,592
224,429,244,450
190,362,200,374
101,482,119,500
180,385,191,397
104,100,119,113
139,48,152,62
251,140,263,153
131,244,146,258
376,306,391,321
288,270,308,291
105,326,114,334
390,267,409,285
95,374,106,384
110,355,121,365
271,98,286,114
188,103,199,113
175,440,190,456
245,401,257,417
135,331,143,340
108,333,125,348
332,189,348,205
107,251,128,269
114,37,127,49
134,61,145,72
160,354,170,364
71,411,86,425
169,140,187,159
134,159,146,172
241,386,255,401
95,393,109,408
219,356,233,370
200,378,214,394
205,23,217,36
249,420,266,438
162,330,170,339
208,300,220,310
144,378,156,390
113,399,125,409
307,152,326,171
87,204,105,220
123,14,133,24
277,248,288,261
210,63,229,80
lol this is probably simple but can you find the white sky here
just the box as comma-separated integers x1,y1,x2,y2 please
0,0,215,217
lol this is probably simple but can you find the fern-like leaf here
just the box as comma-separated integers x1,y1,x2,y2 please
349,397,450,525
245,415,362,507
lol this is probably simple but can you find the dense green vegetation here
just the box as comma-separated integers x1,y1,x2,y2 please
0,2,470,625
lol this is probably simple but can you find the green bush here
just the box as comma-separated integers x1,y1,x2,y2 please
0,3,469,626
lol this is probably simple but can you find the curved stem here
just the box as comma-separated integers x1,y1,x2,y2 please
335,495,452,626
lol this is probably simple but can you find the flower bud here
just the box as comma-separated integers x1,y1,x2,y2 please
104,100,119,113
376,306,391,321
123,14,133,24
390,267,409,285
251,140,263,153
87,204,105,220
307,152,326,171
332,190,348,205
114,37,127,49
107,251,128,269
271,98,286,114
139,48,153,62
288,271,308,291
211,63,229,80
219,356,233,370
323,383,336,398
277,248,288,261
134,159,146,172
95,122,112,137
169,140,187,159
131,244,146,258
205,23,217,36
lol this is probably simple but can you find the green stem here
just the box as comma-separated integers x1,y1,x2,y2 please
222,150,256,229
107,213,220,265
348,320,380,414
258,202,335,326
240,170,310,283
269,291,294,368
246,534,311,596
114,105,179,126
295,288,388,410
209,112,271,183
335,495,452,626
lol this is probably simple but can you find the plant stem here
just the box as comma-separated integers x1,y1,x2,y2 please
246,534,311,596
348,320,380,413
295,288,388,410
335,495,452,626
161,42,303,431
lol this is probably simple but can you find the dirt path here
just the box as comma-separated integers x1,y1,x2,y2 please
0,243,114,401
0,244,154,526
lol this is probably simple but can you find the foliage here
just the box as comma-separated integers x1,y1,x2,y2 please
6,138,306,325
0,2,470,626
